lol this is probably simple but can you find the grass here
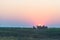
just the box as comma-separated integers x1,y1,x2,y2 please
0,27,60,40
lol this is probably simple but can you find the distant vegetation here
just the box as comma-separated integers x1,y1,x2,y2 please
0,27,60,40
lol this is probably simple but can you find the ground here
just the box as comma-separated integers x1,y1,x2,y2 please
0,27,60,40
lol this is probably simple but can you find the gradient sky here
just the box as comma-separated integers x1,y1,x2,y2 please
0,0,60,27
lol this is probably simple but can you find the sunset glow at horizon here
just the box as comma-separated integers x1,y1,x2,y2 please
0,0,60,27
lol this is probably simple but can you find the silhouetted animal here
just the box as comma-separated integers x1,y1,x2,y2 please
37,25,47,29
33,26,36,29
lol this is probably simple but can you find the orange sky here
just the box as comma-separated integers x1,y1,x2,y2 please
0,0,60,27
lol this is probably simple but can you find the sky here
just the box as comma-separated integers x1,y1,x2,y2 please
0,0,60,27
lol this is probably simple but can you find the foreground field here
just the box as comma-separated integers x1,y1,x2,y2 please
0,27,60,40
